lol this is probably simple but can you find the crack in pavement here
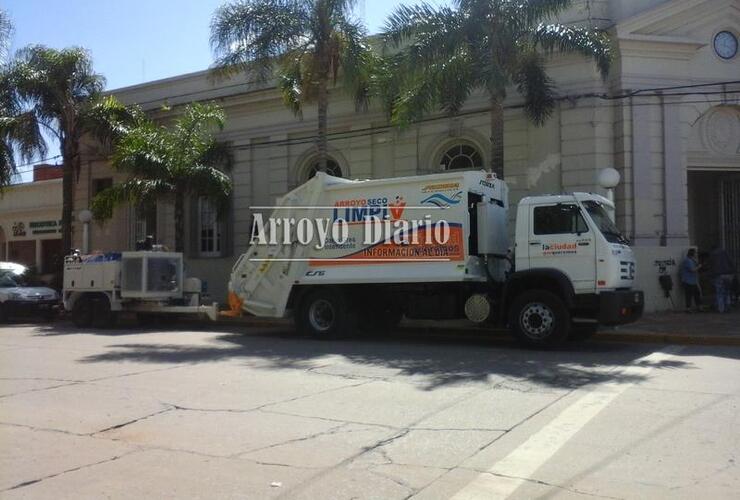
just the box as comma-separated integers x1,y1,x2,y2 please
93,406,176,435
471,470,625,500
274,384,495,499
236,423,350,457
163,379,373,415
2,449,142,492
0,381,84,399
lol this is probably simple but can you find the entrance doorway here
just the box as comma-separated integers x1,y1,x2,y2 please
688,171,740,267
41,239,63,274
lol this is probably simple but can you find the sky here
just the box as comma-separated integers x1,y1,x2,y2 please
5,0,449,181
3,0,439,91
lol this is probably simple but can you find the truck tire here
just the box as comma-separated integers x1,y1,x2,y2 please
91,296,117,329
297,289,355,339
71,297,93,328
509,290,570,348
569,323,599,341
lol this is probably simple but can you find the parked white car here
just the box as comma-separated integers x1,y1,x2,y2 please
0,262,60,322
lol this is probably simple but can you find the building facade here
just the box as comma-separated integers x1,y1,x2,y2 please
0,165,63,277
73,0,740,310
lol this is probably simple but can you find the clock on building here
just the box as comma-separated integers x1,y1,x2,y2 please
713,30,738,60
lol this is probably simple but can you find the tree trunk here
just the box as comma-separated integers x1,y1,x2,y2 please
490,95,504,179
174,191,185,253
316,45,329,172
60,137,78,256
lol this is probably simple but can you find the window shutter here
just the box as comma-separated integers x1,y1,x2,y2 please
187,197,200,258
220,197,234,258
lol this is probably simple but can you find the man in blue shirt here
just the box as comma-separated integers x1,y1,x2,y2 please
680,248,702,312
708,244,736,313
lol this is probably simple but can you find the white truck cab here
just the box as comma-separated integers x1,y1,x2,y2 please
516,193,636,292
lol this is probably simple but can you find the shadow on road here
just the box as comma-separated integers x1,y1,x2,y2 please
31,321,698,391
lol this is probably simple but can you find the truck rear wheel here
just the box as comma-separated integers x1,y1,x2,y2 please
297,289,354,339
71,297,93,328
509,290,570,348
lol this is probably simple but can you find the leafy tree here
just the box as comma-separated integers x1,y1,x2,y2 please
211,0,375,171
91,103,233,253
4,46,131,251
383,0,611,178
1,10,45,189
1,75,46,189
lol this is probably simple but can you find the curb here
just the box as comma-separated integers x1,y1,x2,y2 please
219,316,740,347
594,332,740,347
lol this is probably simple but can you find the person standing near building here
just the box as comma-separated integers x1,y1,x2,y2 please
680,249,702,313
708,244,736,313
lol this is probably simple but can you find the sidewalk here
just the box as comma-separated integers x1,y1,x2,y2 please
601,308,740,346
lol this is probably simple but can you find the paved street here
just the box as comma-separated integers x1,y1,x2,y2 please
1,322,739,499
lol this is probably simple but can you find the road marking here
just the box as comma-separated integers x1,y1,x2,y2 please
451,346,684,499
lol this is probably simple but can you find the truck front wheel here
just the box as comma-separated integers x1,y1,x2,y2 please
509,290,570,348
297,289,354,339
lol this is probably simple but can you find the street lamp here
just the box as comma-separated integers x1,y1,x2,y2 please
78,209,92,254
597,168,620,222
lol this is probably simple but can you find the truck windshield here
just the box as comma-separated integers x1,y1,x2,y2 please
582,201,629,244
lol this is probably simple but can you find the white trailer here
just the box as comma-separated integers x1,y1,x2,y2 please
229,171,644,347
63,251,218,327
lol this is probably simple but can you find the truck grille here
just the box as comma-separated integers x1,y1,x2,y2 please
620,261,635,280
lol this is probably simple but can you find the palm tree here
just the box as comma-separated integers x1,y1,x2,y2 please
383,0,611,178
0,72,46,188
91,103,233,253
1,10,46,189
211,0,375,171
6,45,131,252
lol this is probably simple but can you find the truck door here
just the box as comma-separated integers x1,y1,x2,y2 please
528,203,596,292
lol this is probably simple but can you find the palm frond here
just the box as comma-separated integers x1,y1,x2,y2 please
91,180,172,221
533,24,611,78
210,0,309,81
512,50,555,125
278,56,306,116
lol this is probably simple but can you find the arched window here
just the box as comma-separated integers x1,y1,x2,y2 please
439,143,483,171
304,158,342,181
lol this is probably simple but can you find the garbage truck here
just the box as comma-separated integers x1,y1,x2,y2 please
229,171,643,347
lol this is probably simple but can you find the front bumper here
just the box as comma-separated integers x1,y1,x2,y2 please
2,300,60,318
599,290,644,326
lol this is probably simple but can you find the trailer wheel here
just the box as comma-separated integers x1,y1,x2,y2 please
509,290,570,348
569,322,599,341
297,289,354,339
91,296,117,329
71,296,93,328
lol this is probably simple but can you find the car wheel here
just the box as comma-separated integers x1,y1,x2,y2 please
71,297,93,328
569,322,599,341
509,290,570,348
297,289,354,339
